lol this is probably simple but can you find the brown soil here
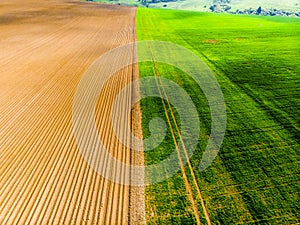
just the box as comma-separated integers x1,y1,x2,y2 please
204,39,218,43
0,0,145,224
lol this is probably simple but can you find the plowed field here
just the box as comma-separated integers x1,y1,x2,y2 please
0,0,144,224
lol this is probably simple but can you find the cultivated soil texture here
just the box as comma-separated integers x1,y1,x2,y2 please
0,0,145,224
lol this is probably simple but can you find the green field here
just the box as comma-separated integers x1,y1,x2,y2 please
136,8,300,224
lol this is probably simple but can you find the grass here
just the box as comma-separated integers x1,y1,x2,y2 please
136,8,300,224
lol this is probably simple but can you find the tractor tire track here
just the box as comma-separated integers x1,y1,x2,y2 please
143,41,212,225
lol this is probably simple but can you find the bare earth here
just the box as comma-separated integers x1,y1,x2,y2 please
0,0,145,224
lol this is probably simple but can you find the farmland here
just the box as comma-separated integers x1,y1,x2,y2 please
136,8,300,224
0,0,145,224
1,0,299,224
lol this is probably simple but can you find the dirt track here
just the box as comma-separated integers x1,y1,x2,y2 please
0,0,145,224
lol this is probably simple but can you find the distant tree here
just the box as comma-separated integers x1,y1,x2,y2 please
209,5,216,11
256,6,262,14
224,5,231,11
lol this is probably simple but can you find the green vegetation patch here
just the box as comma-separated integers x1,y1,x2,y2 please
136,8,300,225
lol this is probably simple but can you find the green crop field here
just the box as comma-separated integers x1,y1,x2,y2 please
136,8,300,225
